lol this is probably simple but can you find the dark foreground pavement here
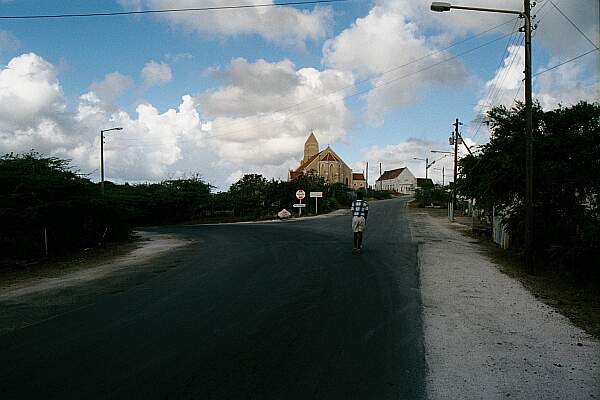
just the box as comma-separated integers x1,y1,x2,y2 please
0,198,425,399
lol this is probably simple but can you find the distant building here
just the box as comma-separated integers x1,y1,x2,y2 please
352,173,366,189
375,167,416,193
289,132,361,187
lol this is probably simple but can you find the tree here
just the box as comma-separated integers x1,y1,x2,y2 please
457,101,600,265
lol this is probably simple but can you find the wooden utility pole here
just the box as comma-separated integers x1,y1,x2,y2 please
366,161,369,190
524,0,535,274
452,118,461,221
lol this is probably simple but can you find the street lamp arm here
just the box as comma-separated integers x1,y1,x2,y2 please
431,2,523,16
448,5,522,16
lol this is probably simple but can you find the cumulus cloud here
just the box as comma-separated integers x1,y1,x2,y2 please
535,56,599,110
474,45,525,113
0,53,65,132
0,53,354,189
89,72,134,108
323,0,468,123
198,58,354,171
0,53,210,183
119,0,332,48
141,60,173,87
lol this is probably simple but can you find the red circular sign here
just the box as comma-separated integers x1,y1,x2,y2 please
296,189,306,200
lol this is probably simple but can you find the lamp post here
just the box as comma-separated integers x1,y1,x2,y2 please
413,157,431,179
100,127,123,195
431,1,534,273
433,167,446,186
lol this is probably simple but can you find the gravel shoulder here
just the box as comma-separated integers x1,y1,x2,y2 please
407,208,600,399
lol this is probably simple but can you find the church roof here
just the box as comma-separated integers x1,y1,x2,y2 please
289,150,324,180
321,152,339,162
376,168,405,182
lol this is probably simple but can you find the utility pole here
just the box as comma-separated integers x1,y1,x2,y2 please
379,162,382,177
100,130,105,194
442,167,445,186
524,0,534,274
452,118,461,221
366,161,369,190
430,0,535,271
100,127,123,195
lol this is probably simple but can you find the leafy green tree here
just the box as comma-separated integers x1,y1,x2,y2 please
457,101,600,265
228,174,269,217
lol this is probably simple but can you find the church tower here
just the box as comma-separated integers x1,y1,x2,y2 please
303,131,319,163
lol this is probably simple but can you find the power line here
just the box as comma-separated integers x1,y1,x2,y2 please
104,30,519,149
470,37,523,141
469,15,523,140
548,0,599,50
200,17,518,137
201,30,518,141
0,0,350,20
534,48,599,76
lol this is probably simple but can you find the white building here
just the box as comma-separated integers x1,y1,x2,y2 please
374,167,417,193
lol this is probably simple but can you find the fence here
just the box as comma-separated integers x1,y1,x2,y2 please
492,205,511,249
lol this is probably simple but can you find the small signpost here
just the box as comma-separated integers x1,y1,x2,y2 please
310,191,323,214
295,189,306,216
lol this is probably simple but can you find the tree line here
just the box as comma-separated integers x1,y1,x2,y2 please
456,101,599,273
0,153,386,262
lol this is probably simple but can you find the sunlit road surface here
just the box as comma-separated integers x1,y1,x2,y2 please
0,198,425,399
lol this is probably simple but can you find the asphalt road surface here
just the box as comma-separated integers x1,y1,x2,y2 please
0,198,425,399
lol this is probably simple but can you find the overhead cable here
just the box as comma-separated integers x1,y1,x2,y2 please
0,0,349,20
534,48,599,76
549,0,599,50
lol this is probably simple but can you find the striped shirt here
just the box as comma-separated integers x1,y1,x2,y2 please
351,199,369,217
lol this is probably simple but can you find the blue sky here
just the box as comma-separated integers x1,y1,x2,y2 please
1,0,598,190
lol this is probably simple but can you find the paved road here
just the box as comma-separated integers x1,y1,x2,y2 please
0,198,425,399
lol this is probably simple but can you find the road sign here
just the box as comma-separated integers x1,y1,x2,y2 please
296,189,306,200
293,204,306,208
309,191,322,198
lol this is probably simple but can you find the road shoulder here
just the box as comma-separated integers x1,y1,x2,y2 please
0,231,192,300
407,208,600,399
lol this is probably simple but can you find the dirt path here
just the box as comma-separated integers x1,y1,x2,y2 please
0,231,191,300
407,208,600,399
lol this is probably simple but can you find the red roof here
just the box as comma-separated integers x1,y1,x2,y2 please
289,150,323,180
352,173,365,181
376,168,405,182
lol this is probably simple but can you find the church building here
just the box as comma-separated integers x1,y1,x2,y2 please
288,132,365,188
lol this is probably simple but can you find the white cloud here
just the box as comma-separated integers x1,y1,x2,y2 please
0,30,19,51
119,0,332,48
322,1,468,123
474,45,525,113
89,72,134,108
535,56,599,110
0,53,354,189
198,58,355,171
0,53,65,131
141,60,173,87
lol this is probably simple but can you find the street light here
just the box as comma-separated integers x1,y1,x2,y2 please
100,127,123,195
433,167,446,186
431,1,535,273
413,157,430,179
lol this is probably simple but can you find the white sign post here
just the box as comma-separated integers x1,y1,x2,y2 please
310,191,323,214
296,189,306,216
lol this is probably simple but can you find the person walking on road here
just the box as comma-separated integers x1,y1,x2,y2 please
351,191,369,254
